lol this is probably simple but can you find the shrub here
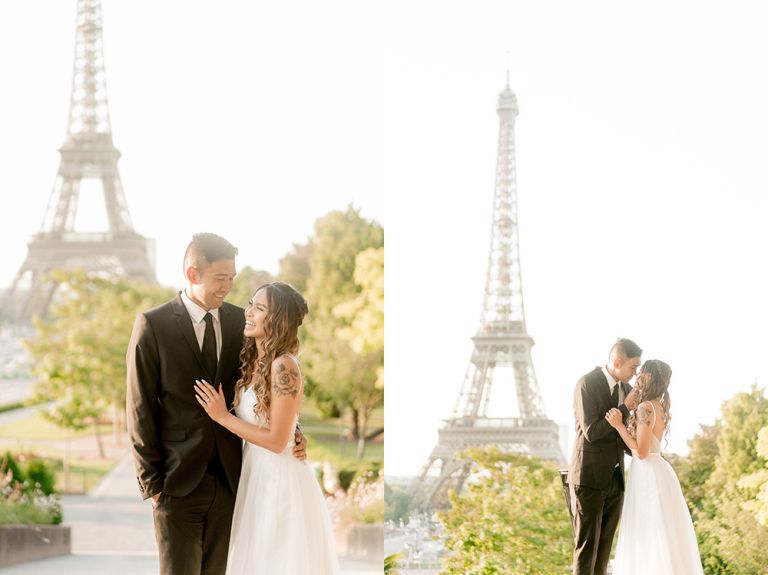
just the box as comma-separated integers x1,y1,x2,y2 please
0,453,62,525
338,460,382,491
339,468,357,491
0,484,62,525
336,471,384,526
23,460,57,496
0,452,24,484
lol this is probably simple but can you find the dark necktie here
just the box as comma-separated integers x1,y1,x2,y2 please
202,312,218,383
611,383,620,408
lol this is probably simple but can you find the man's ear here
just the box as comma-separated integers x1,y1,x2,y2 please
185,265,198,284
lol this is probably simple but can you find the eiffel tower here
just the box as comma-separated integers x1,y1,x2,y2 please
410,77,563,511
5,0,155,323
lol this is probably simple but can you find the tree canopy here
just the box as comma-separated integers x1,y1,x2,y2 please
25,270,172,454
674,384,768,574
294,206,384,457
228,266,275,308
438,448,572,575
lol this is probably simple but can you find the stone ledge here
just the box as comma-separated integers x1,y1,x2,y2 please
0,525,71,568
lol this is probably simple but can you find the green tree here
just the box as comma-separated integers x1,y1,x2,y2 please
668,421,720,516
706,385,768,498
740,426,768,527
384,553,401,575
278,241,314,293
300,206,384,457
303,205,383,318
674,385,768,574
332,246,384,456
385,482,412,525
228,266,274,308
438,448,572,575
335,247,384,388
696,497,768,575
25,270,172,456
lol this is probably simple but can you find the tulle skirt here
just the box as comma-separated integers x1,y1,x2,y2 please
225,442,339,575
612,454,703,575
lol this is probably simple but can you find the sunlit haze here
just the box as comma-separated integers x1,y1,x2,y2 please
1,2,766,479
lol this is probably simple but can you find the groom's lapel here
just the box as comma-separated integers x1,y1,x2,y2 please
598,369,612,409
171,293,207,373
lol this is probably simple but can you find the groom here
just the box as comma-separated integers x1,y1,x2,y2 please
126,233,306,575
568,338,641,575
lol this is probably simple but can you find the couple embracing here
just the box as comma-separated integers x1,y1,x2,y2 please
568,338,704,575
126,233,339,574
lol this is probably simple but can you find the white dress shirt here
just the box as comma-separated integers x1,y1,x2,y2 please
601,365,625,405
180,289,221,360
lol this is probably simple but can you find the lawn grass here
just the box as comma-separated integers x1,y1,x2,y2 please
307,431,383,463
1,402,384,493
52,455,121,493
0,401,23,414
300,403,383,468
0,409,124,493
0,410,112,440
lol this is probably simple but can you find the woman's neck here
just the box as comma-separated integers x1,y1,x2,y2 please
255,339,266,359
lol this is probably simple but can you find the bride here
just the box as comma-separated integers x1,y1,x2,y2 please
194,281,339,574
605,359,703,574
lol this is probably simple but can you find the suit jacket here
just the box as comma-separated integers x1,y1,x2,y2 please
568,367,632,491
126,293,245,499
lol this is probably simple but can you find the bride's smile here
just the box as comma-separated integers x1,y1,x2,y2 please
243,290,269,339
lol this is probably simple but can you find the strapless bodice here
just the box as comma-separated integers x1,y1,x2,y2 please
632,433,662,459
235,386,298,454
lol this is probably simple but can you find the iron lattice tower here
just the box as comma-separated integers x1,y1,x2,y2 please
411,79,563,511
6,0,155,322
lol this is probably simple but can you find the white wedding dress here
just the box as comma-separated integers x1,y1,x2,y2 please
612,404,703,574
225,385,339,575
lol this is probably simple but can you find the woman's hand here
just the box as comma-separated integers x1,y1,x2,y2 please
605,407,624,429
194,379,228,423
623,387,639,410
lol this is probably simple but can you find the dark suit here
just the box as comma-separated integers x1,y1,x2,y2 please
126,293,245,575
568,367,632,575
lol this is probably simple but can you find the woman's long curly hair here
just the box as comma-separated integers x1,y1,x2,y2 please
232,282,308,425
627,359,672,440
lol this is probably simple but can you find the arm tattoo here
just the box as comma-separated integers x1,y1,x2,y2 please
636,403,651,426
273,362,300,399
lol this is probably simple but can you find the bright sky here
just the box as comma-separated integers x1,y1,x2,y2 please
384,1,768,476
1,2,767,478
0,0,389,289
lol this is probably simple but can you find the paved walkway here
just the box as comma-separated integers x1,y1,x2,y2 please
0,379,33,409
0,403,50,427
1,453,381,574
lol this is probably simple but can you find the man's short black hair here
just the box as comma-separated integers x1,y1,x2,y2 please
611,337,642,360
183,233,238,272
